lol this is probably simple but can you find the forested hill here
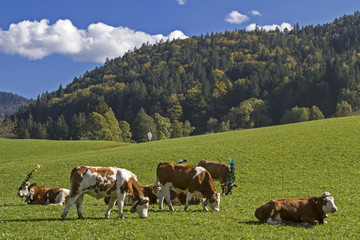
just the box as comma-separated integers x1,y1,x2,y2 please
0,92,31,119
11,11,360,142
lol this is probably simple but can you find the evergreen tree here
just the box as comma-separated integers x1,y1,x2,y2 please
119,120,132,142
154,113,171,140
170,120,183,138
17,119,30,139
131,108,157,143
55,115,69,140
103,108,122,141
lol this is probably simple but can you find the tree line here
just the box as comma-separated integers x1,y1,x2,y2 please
2,12,360,142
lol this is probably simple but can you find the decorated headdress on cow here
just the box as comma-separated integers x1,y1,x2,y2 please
19,164,41,190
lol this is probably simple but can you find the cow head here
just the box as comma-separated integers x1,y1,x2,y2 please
130,197,149,218
18,182,37,203
321,192,337,214
17,181,31,198
206,192,221,211
222,183,239,195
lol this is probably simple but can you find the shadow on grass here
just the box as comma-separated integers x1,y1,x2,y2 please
1,217,107,223
239,220,314,228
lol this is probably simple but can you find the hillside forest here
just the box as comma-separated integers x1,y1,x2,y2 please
2,12,359,142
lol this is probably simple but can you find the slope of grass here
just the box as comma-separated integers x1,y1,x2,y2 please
1,116,359,239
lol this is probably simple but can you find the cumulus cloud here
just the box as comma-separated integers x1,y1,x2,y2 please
225,11,249,24
176,0,187,5
250,10,261,16
0,19,188,63
246,22,293,32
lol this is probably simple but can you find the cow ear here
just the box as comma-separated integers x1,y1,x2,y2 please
233,184,239,188
30,183,37,187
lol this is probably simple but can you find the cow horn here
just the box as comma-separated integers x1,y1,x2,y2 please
19,164,41,189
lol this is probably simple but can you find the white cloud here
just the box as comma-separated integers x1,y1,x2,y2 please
176,0,187,5
0,19,188,63
246,22,293,32
250,10,261,16
225,11,249,24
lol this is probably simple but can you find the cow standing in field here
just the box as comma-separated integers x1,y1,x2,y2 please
198,160,238,195
61,166,149,220
17,182,69,205
104,184,201,206
255,192,338,225
155,162,220,212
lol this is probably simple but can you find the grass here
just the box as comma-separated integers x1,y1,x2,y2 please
1,116,359,239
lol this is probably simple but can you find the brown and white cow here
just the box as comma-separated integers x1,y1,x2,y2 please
61,166,149,220
255,192,338,225
104,184,201,206
155,162,220,212
17,182,70,205
198,160,238,195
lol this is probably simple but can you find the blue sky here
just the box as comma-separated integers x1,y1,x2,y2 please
1,0,359,99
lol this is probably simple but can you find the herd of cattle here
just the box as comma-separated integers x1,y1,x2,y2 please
17,160,337,225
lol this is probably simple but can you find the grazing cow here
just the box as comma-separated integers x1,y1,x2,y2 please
61,166,149,220
255,192,338,225
155,162,220,212
17,182,69,205
198,160,238,195
104,184,200,206
104,184,158,206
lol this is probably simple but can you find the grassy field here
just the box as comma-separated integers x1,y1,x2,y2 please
1,116,359,239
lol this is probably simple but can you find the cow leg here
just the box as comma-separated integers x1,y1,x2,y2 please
61,194,80,220
116,191,126,219
105,197,117,219
55,190,67,206
164,184,174,211
301,216,319,225
75,194,85,219
184,192,193,211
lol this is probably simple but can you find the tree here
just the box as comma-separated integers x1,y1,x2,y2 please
70,112,86,140
153,113,171,140
182,120,195,137
309,106,325,120
55,115,69,140
119,120,132,142
335,101,352,117
103,108,122,141
280,106,309,124
131,108,157,143
0,118,15,138
166,94,183,121
170,120,183,138
225,98,271,129
81,112,112,141
17,119,30,139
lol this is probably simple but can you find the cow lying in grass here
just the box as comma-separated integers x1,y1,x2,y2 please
17,182,69,205
255,192,338,225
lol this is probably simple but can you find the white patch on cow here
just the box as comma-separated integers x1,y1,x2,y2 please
322,192,338,213
267,209,283,225
193,166,206,179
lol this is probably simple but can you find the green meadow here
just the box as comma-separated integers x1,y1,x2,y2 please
1,116,359,239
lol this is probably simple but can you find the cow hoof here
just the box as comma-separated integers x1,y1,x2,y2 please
119,214,125,219
105,215,109,219
184,207,188,212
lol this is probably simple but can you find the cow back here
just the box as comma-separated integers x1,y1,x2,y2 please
198,160,230,182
